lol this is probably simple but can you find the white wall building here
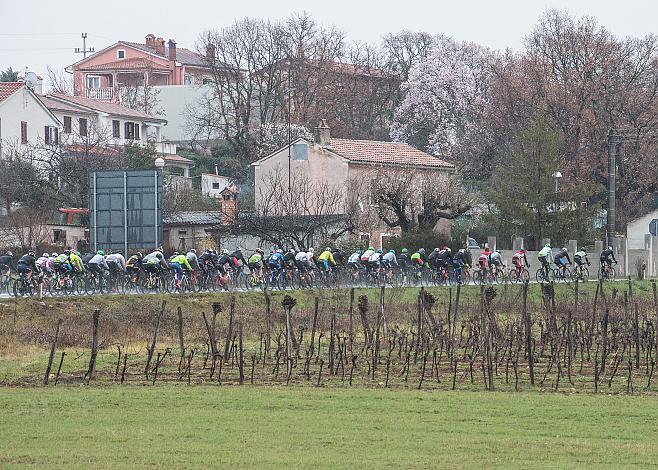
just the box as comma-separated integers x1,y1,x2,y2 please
627,209,658,250
154,85,212,142
0,82,60,158
201,173,231,198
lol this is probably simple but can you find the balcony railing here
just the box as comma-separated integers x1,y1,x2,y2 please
86,87,114,100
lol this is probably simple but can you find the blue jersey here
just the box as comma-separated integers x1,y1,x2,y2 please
268,253,284,266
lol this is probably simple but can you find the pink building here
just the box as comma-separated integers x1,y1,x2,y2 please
66,33,217,101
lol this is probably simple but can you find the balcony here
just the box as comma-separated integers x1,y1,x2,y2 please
86,87,114,100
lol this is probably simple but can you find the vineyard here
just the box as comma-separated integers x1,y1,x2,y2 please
3,280,658,394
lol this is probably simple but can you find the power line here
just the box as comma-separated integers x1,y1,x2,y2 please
0,47,72,51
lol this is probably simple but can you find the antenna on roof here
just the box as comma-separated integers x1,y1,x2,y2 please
24,71,38,91
74,33,95,59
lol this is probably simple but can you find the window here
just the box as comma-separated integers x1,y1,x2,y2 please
380,233,399,249
117,49,125,59
86,75,100,89
44,126,58,145
178,230,187,236
202,77,213,85
212,182,220,190
184,74,193,85
650,219,658,236
79,118,88,137
112,120,120,138
20,121,27,144
223,194,231,201
359,233,370,247
63,116,71,133
124,122,140,140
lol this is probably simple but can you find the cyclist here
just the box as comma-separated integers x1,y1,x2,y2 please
186,249,200,271
537,244,552,280
360,246,375,265
398,248,410,269
453,249,470,283
295,249,310,272
70,251,84,273
489,249,504,274
478,247,490,272
126,252,143,275
88,250,109,275
554,247,571,277
106,251,126,273
36,253,53,275
248,248,265,279
143,249,168,274
512,249,529,270
318,247,336,272
437,247,453,272
600,246,617,273
16,250,39,279
369,248,383,272
169,252,193,289
332,248,345,266
198,249,216,274
428,248,441,271
268,248,285,276
53,252,71,274
0,251,15,284
229,247,248,268
347,250,362,273
215,249,233,276
410,248,425,267
574,249,590,269
382,249,398,269
283,249,297,268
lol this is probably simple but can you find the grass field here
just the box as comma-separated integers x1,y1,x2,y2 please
1,386,657,468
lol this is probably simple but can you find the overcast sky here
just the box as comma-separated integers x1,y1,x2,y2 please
1,0,656,83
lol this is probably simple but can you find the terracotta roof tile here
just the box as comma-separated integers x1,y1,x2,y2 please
0,82,24,104
123,41,210,67
37,95,95,114
162,153,193,164
79,57,169,71
47,93,165,121
328,138,453,169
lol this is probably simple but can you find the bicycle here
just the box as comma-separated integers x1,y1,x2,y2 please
508,265,530,284
474,266,492,285
535,264,552,283
571,264,590,282
141,268,168,293
598,262,617,281
552,263,572,283
13,271,38,297
169,269,192,293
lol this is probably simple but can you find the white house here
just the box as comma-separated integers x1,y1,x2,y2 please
38,93,193,177
627,209,658,250
201,173,232,198
0,82,61,158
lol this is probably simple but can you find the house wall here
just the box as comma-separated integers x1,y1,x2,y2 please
164,224,215,252
0,88,59,156
627,209,658,249
201,174,232,198
153,85,214,141
73,44,175,96
254,141,349,213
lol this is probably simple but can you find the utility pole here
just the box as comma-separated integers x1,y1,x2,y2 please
607,130,622,246
75,33,95,59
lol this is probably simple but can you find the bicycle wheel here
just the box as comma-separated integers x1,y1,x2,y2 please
13,278,27,297
535,268,549,283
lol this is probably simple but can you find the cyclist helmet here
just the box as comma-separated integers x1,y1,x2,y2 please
28,250,35,257
190,248,196,254
561,247,567,252
445,247,452,252
495,249,501,253
368,246,374,251
356,250,362,255
324,247,331,252
64,249,71,255
97,250,105,256
222,249,229,255
137,252,143,258
389,249,395,254
256,248,264,254
51,252,58,257
276,249,283,254
401,248,408,253
607,246,613,251
42,252,49,258
173,251,179,256
419,248,425,254
309,247,315,253
519,249,525,253
377,248,383,253
458,249,465,254
544,243,551,248
433,247,440,252
288,248,295,254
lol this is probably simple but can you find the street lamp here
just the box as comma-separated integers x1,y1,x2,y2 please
552,171,562,192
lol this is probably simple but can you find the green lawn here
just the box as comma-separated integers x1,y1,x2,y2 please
1,386,657,468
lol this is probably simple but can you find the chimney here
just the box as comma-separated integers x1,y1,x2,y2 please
168,39,177,61
220,187,238,225
145,33,156,48
315,119,331,147
155,37,165,55
206,44,216,59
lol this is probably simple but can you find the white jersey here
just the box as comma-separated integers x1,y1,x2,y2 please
348,252,361,263
295,252,309,263
106,253,126,269
369,252,381,262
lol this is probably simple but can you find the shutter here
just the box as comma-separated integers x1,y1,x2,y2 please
45,126,50,144
54,128,59,145
125,122,130,139
134,123,140,140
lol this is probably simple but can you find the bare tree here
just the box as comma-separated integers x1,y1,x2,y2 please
116,63,163,115
370,167,476,232
4,207,52,250
229,165,364,249
46,66,73,95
